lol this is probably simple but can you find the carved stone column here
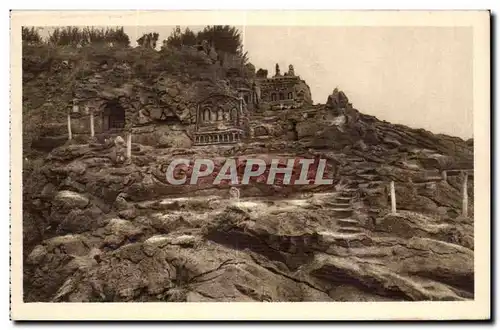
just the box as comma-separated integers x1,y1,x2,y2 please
90,110,95,137
390,181,396,214
67,113,72,140
462,172,468,217
126,133,132,159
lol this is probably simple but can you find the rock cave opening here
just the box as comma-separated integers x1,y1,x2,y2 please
102,100,126,131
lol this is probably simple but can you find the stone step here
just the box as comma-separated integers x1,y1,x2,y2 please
330,208,354,217
357,168,378,175
338,227,364,234
344,157,365,162
327,203,351,208
340,191,357,198
337,218,360,226
317,231,373,248
346,182,366,188
413,176,443,183
358,181,386,189
345,178,369,184
356,174,383,181
334,196,352,202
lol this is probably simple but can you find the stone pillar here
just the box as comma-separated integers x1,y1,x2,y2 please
232,132,236,142
126,133,132,159
441,170,447,182
462,172,468,217
390,181,396,214
67,113,72,140
90,110,95,137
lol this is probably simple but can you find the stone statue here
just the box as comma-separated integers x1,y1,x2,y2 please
275,63,281,77
113,136,126,164
229,187,240,202
288,64,295,76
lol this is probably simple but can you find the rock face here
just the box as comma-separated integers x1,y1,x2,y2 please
22,44,474,302
326,87,350,112
24,191,474,302
22,115,474,302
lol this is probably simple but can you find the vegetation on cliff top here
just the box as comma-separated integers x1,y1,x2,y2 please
22,25,253,156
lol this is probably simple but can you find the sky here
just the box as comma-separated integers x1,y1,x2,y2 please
36,25,473,139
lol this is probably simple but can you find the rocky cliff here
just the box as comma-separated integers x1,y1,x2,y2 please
22,44,474,302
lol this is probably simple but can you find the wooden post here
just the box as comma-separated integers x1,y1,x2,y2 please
126,133,132,159
67,113,72,140
390,181,396,214
462,172,468,217
89,110,95,137
441,170,447,182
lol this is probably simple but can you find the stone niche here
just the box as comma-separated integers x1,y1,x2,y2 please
101,100,127,131
194,93,246,145
68,96,135,142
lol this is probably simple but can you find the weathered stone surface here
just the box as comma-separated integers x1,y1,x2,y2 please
27,245,48,265
22,45,474,302
56,205,106,234
45,234,90,256
53,190,90,210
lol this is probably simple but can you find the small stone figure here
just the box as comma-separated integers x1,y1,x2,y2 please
275,63,281,77
288,64,295,76
112,136,126,164
229,187,240,202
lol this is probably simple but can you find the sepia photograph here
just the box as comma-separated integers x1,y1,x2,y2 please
10,10,490,320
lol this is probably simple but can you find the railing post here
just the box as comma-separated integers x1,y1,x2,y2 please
67,113,72,140
90,110,95,138
462,172,468,217
390,180,396,214
126,132,132,159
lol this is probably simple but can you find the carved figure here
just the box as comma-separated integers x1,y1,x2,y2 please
229,187,240,201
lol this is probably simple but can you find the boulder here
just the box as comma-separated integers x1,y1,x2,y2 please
53,190,90,210
27,245,48,265
56,205,106,234
45,234,90,257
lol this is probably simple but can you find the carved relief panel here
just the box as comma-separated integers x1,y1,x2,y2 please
196,94,242,132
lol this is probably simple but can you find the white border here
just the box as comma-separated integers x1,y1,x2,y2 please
8,9,491,322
